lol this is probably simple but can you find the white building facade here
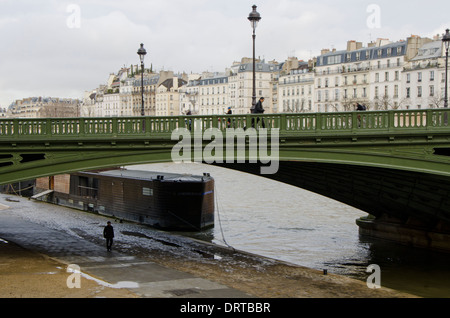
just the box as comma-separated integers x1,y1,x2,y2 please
402,40,448,109
228,58,281,114
278,63,315,113
198,73,229,115
315,36,431,112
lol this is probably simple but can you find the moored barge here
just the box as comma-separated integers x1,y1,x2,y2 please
33,169,215,231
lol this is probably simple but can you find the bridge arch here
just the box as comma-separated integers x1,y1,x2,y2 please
2,110,450,251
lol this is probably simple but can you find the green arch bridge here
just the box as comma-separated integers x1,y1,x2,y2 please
1,109,450,251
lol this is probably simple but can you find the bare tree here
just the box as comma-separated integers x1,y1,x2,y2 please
428,92,445,109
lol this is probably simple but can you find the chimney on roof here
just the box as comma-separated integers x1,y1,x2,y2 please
347,40,362,51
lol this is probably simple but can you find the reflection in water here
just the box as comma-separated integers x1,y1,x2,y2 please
128,162,450,298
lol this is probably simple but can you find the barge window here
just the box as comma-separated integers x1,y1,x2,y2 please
142,187,153,196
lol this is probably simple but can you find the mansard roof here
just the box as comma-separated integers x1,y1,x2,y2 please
236,61,282,73
199,74,228,86
317,41,407,67
411,41,442,61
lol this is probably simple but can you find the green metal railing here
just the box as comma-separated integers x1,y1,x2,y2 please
0,109,449,140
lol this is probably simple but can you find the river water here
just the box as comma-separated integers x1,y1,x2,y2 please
128,162,450,298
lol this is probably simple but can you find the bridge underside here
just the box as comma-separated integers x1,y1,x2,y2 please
216,161,450,225
216,161,450,252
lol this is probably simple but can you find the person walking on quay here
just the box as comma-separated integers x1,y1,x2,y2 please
251,97,265,128
103,221,114,252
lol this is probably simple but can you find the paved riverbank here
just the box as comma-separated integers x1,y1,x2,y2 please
0,194,418,298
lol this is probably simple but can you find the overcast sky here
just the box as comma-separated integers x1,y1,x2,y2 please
0,0,449,108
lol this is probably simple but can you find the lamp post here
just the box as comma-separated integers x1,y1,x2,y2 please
137,43,147,116
443,29,450,108
248,5,261,109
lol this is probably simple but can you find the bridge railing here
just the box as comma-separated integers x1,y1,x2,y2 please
0,109,449,139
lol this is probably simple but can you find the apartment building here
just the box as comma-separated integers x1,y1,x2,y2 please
278,59,314,113
402,40,448,109
228,58,281,114
315,36,431,112
10,32,440,122
197,73,229,115
120,74,160,117
7,97,80,118
155,76,187,117
180,76,201,115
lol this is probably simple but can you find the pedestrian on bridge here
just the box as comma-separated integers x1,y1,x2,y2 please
251,97,266,128
356,103,366,111
103,221,114,252
226,107,233,128
356,103,366,128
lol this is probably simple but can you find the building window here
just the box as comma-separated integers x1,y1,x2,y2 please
418,86,422,97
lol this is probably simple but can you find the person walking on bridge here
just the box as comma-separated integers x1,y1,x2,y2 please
251,97,265,128
103,221,114,252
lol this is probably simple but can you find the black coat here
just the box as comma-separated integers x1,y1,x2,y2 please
252,100,265,114
103,225,114,238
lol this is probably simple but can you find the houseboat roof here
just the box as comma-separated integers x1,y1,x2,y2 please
80,169,212,183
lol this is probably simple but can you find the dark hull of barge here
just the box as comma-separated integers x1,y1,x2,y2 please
35,170,215,231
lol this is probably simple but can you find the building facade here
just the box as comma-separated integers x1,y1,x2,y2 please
197,73,229,115
6,32,449,120
402,40,448,109
278,59,315,113
314,36,432,112
228,58,281,114
7,97,81,118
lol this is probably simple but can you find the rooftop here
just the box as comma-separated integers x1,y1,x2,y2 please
83,169,212,183
411,41,442,61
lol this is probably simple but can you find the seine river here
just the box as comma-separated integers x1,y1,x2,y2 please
129,162,450,298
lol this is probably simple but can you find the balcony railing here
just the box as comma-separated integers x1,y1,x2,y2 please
0,109,449,140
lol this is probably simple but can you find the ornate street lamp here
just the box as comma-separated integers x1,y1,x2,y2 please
137,43,147,116
442,29,450,108
248,5,261,109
